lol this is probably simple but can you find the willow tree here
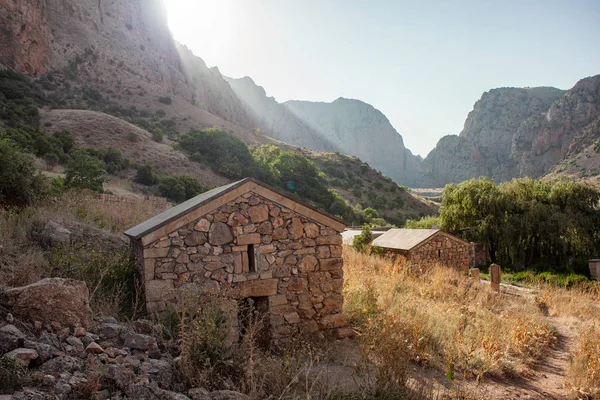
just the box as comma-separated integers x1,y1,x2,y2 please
440,177,600,270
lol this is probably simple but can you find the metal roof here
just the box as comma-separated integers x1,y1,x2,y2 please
371,228,440,251
124,177,345,241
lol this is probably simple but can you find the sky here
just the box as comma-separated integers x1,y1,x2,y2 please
164,0,600,157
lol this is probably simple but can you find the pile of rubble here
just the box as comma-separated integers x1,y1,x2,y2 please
0,278,248,400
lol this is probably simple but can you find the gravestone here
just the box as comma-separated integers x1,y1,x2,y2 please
470,268,480,282
490,263,501,292
589,259,600,280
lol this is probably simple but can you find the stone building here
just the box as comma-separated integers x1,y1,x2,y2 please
124,178,347,344
371,228,471,272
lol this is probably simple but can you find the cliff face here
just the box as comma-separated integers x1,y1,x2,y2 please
423,86,566,186
285,98,424,186
0,0,52,73
0,0,256,132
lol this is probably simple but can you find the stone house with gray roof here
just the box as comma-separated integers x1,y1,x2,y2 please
372,228,472,272
125,178,347,345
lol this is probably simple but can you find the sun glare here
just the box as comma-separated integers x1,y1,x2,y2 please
164,0,236,63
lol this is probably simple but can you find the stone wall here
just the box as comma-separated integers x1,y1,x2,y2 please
134,191,345,345
408,233,471,272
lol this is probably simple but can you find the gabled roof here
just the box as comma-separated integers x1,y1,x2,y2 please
341,229,385,245
371,228,441,251
125,178,346,245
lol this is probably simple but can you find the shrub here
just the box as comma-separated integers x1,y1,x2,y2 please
135,164,159,186
0,357,31,394
0,139,47,207
353,225,373,253
158,175,206,203
152,130,163,143
64,150,107,192
404,215,441,229
158,96,172,105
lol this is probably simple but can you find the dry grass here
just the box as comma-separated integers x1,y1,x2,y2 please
567,324,600,396
343,247,557,384
0,190,166,316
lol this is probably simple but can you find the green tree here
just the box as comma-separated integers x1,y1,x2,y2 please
362,207,379,224
64,150,107,192
135,164,159,186
158,175,206,203
0,139,46,206
353,225,373,253
404,215,441,229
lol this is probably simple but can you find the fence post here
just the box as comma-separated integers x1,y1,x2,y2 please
490,263,501,292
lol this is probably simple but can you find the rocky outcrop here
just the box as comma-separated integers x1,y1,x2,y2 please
0,0,52,73
513,75,600,178
422,86,565,186
0,0,257,133
0,278,93,328
423,76,600,187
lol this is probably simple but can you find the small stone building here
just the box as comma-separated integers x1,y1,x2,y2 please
371,228,471,272
125,178,347,344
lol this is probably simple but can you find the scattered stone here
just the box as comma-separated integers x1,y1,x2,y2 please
4,348,39,367
140,358,173,388
73,327,86,337
123,332,153,351
96,322,127,339
39,355,84,373
0,324,25,354
5,313,14,323
85,342,104,354
66,336,84,352
0,278,93,328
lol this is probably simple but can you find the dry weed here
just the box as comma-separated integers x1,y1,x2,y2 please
567,324,600,396
343,246,556,383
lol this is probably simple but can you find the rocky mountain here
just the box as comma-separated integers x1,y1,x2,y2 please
0,0,258,137
422,87,566,186
285,98,424,186
423,76,600,187
225,76,337,152
226,76,423,186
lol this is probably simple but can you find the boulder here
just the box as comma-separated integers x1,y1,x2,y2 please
0,278,93,328
140,359,173,388
40,220,71,246
0,324,25,354
123,332,153,351
4,348,38,367
39,355,84,373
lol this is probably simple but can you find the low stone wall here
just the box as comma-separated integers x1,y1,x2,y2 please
135,191,345,345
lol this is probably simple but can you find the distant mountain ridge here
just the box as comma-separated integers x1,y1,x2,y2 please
226,76,424,186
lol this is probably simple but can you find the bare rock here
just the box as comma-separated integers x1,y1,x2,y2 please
85,342,104,354
0,278,93,328
4,348,38,367
123,332,154,351
39,355,84,373
0,324,25,354
96,322,127,339
40,220,71,246
209,391,250,400
140,359,173,388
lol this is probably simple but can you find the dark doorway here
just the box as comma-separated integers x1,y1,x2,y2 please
238,296,271,349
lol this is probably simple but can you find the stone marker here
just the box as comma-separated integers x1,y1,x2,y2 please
470,268,480,282
490,263,501,291
589,259,600,280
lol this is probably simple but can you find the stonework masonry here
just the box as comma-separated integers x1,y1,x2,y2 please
131,190,345,345
386,233,472,273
